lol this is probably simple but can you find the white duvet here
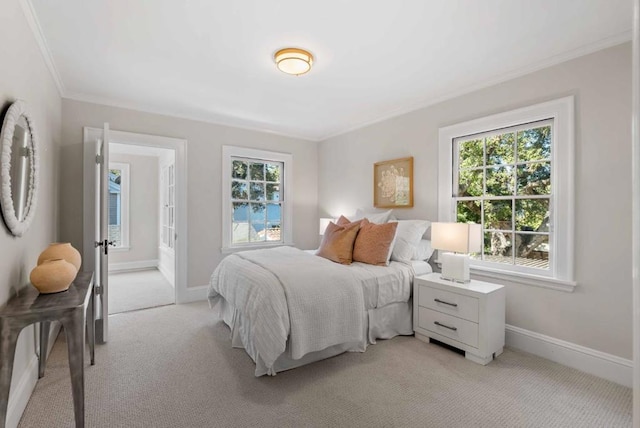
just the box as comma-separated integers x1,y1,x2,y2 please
208,246,414,375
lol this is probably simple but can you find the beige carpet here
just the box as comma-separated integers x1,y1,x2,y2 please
19,302,631,428
108,269,174,314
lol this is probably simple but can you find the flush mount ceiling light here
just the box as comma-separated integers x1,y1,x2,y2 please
274,48,314,76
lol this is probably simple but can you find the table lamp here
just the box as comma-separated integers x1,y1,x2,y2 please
431,222,482,283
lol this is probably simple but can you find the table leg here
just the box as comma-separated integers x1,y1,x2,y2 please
87,288,95,366
0,320,21,428
39,321,51,378
61,309,85,428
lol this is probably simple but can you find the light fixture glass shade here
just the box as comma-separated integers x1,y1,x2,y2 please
275,48,313,76
319,217,333,235
431,222,482,253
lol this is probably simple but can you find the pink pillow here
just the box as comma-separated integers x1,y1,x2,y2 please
353,219,398,266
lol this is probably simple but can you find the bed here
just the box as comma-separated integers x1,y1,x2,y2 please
207,245,432,376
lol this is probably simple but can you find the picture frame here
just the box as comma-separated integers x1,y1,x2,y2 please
373,156,413,208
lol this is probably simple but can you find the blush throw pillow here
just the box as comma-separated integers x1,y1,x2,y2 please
353,219,399,266
316,221,361,264
390,220,432,262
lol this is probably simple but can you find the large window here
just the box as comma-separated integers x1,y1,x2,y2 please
222,146,293,251
438,97,575,290
108,162,129,249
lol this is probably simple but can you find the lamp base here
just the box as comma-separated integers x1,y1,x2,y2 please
440,252,470,283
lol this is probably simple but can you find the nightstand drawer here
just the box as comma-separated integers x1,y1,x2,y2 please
418,308,479,348
418,285,479,322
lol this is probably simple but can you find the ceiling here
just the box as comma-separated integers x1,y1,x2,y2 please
28,0,632,141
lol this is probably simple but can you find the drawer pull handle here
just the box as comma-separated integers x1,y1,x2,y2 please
434,298,458,307
434,321,458,331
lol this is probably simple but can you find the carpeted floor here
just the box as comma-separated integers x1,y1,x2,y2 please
108,269,174,314
18,302,632,428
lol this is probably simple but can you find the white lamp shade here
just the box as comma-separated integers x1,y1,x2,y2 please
319,218,333,235
431,222,482,253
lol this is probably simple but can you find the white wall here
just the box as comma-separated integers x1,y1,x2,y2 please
319,43,632,360
60,100,319,288
0,0,62,425
108,152,159,266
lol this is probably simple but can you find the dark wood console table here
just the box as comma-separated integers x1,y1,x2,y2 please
0,271,95,428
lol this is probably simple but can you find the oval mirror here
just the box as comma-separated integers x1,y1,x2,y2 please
0,101,39,236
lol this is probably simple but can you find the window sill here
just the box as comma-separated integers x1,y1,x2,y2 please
434,260,576,292
221,242,295,254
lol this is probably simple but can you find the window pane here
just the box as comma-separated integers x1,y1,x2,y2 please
265,163,280,182
250,163,265,180
457,169,483,197
486,133,514,165
485,166,514,196
517,126,551,162
232,160,247,179
457,200,481,223
484,200,512,230
232,202,250,244
266,203,282,241
515,234,549,270
266,183,280,201
515,199,550,232
483,231,513,264
231,181,247,200
250,203,266,242
458,138,483,169
517,162,551,195
249,182,265,201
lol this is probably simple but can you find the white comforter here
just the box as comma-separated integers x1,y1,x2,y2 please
208,246,414,375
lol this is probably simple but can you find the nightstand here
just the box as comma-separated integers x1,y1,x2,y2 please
413,272,505,365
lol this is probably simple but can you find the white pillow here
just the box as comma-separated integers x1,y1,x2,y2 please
413,239,435,261
390,220,431,262
354,209,393,224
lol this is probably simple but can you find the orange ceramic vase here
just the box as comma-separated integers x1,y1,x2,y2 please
37,242,82,272
30,259,77,294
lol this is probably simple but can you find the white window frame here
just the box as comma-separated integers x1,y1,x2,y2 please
222,146,293,252
108,162,130,250
438,96,575,292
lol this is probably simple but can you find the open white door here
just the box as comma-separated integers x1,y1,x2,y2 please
83,123,112,343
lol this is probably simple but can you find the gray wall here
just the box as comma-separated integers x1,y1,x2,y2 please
60,100,319,288
109,152,159,265
318,43,632,359
0,0,62,419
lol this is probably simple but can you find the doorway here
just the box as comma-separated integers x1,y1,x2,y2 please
107,142,176,314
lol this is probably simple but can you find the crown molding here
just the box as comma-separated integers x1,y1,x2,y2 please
20,0,66,97
318,30,632,141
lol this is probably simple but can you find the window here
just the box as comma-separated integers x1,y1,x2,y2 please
108,162,130,248
161,163,175,250
438,97,575,290
222,146,293,251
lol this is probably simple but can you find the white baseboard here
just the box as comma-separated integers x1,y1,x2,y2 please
505,324,632,388
6,323,61,428
176,285,208,304
108,259,158,273
157,263,175,288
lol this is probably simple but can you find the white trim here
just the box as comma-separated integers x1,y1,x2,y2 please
176,285,208,304
438,96,575,285
221,145,293,252
471,266,576,293
505,324,632,388
632,0,640,422
108,259,158,273
19,0,66,96
108,161,130,249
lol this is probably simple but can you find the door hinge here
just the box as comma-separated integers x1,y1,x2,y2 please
95,285,103,296
96,154,104,164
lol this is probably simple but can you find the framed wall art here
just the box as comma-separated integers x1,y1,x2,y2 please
373,156,413,208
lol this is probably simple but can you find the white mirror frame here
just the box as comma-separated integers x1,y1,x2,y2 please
0,100,39,237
